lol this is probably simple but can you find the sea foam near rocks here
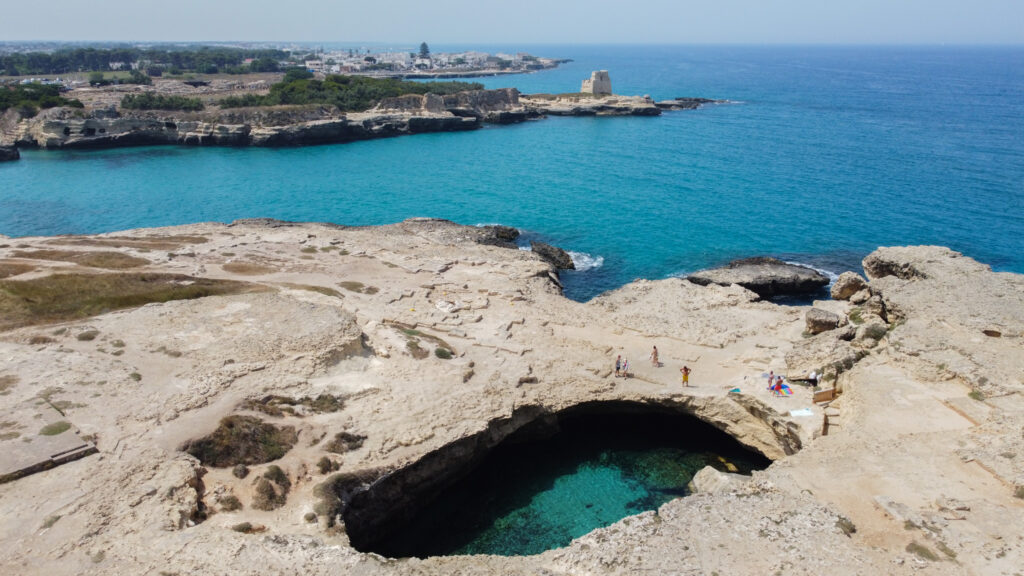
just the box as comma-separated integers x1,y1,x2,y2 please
784,260,840,286
568,251,604,272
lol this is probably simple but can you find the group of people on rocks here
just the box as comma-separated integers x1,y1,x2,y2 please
614,345,824,398
766,369,820,396
613,346,691,387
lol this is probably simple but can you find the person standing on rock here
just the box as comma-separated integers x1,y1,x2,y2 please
615,355,622,378
650,346,659,367
681,365,691,387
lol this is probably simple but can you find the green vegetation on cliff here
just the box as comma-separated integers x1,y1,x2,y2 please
120,93,205,112
0,83,83,115
218,73,484,112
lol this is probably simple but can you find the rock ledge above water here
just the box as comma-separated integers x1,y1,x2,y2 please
687,257,829,298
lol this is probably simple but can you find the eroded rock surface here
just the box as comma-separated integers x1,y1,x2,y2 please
0,229,1021,576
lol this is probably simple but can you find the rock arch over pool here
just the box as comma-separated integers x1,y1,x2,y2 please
341,400,781,558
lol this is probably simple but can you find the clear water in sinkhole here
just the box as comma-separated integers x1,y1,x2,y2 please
366,410,771,558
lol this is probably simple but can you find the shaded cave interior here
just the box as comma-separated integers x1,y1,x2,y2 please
337,401,773,558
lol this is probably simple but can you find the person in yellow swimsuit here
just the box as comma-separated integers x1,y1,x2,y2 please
680,365,691,387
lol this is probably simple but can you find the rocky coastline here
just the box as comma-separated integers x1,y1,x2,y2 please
0,217,1021,575
0,88,721,159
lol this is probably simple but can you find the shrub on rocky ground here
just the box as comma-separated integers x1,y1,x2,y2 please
244,394,344,417
251,478,284,511
251,465,291,511
263,465,290,490
219,495,242,512
317,456,340,474
325,431,366,454
183,415,297,467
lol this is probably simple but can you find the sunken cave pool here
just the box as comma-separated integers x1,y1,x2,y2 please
343,403,771,558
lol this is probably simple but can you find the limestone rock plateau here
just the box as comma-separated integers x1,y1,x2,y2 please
0,221,1022,575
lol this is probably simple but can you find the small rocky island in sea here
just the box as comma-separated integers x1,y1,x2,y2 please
0,62,721,159
0,216,1022,574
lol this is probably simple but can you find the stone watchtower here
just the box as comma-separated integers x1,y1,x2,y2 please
581,70,612,95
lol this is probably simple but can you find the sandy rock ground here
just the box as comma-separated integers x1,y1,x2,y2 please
0,221,1021,575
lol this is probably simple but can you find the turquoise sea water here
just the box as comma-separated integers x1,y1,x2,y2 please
2,46,1023,300
364,411,769,558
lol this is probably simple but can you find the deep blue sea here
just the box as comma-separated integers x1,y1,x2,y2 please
2,46,1022,300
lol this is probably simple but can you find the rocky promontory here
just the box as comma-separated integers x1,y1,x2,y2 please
687,256,831,297
2,86,719,157
12,89,529,150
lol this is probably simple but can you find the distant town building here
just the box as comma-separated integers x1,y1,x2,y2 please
581,70,612,95
378,52,412,67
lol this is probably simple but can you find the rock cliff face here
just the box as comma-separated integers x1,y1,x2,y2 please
0,109,21,161
14,101,487,150
14,89,532,151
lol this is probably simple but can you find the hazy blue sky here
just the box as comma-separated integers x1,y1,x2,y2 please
1,0,1022,44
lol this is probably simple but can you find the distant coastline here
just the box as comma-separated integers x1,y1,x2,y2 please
1,74,717,157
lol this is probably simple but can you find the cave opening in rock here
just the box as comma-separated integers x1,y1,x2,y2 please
345,402,771,558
